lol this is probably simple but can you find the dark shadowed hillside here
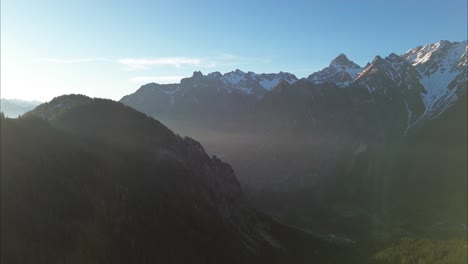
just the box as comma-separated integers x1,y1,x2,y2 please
1,95,391,264
2,96,262,263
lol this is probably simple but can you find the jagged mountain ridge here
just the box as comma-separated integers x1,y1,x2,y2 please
121,40,467,128
353,53,426,134
120,70,298,127
216,70,298,93
119,40,467,240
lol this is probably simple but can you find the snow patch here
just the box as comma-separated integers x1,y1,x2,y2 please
259,77,282,90
223,72,246,85
419,70,460,117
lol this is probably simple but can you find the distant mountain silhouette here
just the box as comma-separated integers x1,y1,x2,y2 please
0,98,41,118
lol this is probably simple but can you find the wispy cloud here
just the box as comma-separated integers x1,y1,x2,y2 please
41,58,108,63
213,53,271,66
41,54,272,70
197,54,272,68
128,76,185,84
117,57,202,69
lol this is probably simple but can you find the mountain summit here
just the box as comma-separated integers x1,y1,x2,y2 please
307,53,362,87
330,53,358,67
402,40,467,120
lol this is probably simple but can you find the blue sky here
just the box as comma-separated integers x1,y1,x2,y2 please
1,0,467,101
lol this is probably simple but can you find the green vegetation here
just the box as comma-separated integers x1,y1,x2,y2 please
373,238,468,264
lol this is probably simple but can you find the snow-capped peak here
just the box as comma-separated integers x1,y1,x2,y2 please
403,40,451,66
253,72,298,90
355,40,467,130
179,69,299,97
222,70,247,85
214,70,298,92
402,40,467,74
308,54,362,87
402,40,467,121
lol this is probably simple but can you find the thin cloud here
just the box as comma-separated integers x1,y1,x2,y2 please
117,57,202,69
215,53,272,65
196,54,272,68
129,76,185,84
41,58,108,63
118,55,271,70
41,54,271,70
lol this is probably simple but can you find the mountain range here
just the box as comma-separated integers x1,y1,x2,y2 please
0,98,41,118
122,40,466,132
120,40,467,240
1,40,466,263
